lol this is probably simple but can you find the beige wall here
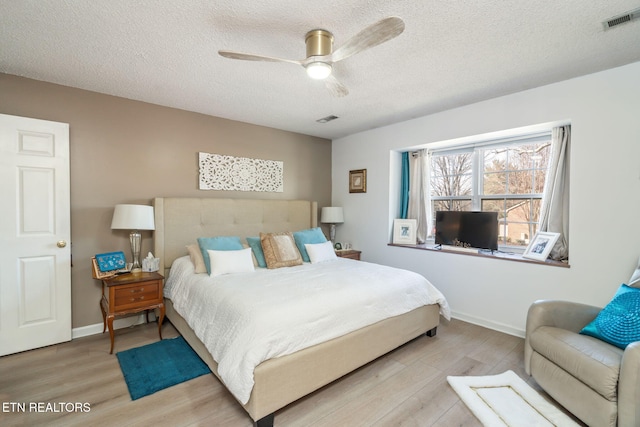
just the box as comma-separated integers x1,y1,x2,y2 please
0,74,332,329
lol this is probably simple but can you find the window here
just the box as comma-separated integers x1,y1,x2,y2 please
429,133,551,250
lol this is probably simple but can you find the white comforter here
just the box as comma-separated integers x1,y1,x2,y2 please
164,256,450,404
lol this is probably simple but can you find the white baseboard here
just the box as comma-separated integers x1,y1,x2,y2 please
72,312,158,339
451,311,525,338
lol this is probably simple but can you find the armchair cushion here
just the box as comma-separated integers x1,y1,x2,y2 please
580,284,640,349
530,326,622,400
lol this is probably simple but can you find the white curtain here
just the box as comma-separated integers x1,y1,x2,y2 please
408,149,431,243
538,125,571,260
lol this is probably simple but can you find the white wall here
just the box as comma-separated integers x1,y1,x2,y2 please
332,61,640,336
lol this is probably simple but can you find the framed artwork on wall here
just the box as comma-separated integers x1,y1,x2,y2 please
198,152,284,192
349,169,367,193
523,232,560,261
392,219,417,245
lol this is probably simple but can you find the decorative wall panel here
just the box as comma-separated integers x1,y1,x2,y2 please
198,152,283,192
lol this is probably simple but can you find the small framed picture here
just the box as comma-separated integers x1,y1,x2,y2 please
91,257,117,279
393,219,417,245
95,251,127,272
349,169,367,193
523,232,560,261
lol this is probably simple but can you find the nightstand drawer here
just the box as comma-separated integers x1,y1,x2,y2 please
336,250,361,260
113,282,160,309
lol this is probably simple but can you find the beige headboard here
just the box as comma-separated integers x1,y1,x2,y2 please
153,198,318,276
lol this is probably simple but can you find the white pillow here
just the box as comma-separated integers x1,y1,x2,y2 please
207,248,255,277
305,241,338,264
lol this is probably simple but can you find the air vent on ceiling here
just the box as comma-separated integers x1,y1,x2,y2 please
602,7,640,30
316,115,339,123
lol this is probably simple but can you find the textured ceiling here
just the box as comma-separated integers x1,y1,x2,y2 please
1,1,640,139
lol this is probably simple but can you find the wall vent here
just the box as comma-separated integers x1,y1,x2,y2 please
316,115,339,123
602,7,640,30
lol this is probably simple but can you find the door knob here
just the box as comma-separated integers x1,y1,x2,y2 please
57,240,67,248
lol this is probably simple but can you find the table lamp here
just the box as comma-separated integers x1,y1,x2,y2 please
320,207,344,243
111,204,155,273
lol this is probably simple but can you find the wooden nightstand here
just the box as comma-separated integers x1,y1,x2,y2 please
336,249,361,260
100,271,165,354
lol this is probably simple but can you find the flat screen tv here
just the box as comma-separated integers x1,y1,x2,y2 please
435,211,499,251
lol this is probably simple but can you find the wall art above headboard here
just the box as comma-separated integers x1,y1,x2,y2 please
198,152,283,192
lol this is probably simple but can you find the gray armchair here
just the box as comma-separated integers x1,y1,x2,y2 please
525,300,640,427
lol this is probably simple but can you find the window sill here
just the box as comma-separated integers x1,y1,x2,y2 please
387,243,569,268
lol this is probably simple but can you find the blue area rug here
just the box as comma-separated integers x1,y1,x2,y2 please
116,336,211,400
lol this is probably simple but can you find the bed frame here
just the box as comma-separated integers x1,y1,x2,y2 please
153,197,440,426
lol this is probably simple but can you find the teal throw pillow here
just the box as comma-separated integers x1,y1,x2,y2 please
197,236,243,275
293,227,327,262
246,237,267,268
580,284,640,349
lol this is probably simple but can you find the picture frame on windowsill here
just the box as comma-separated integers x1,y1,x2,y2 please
392,219,417,245
522,232,560,261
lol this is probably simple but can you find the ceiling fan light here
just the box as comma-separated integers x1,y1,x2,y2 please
306,62,332,80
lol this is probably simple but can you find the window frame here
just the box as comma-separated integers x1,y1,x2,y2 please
428,132,552,253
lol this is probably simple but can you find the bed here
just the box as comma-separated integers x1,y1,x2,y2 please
153,197,449,426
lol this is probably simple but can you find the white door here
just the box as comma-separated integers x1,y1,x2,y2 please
0,114,71,356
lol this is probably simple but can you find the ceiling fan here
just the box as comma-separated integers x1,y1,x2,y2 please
218,17,405,97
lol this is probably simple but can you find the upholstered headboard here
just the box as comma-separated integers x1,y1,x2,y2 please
153,198,318,277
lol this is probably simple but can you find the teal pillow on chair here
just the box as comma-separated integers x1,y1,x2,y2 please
293,227,327,262
580,284,640,349
197,236,243,275
246,237,267,268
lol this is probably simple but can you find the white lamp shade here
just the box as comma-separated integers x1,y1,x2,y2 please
321,207,344,224
111,204,155,230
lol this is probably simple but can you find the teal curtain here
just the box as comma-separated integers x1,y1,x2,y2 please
400,152,410,218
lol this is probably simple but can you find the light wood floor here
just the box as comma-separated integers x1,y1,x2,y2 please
0,318,582,427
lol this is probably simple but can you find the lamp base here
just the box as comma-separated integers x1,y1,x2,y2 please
129,230,142,273
329,224,336,243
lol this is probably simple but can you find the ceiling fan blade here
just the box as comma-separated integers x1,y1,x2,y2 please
218,50,302,65
330,17,405,63
325,75,349,97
